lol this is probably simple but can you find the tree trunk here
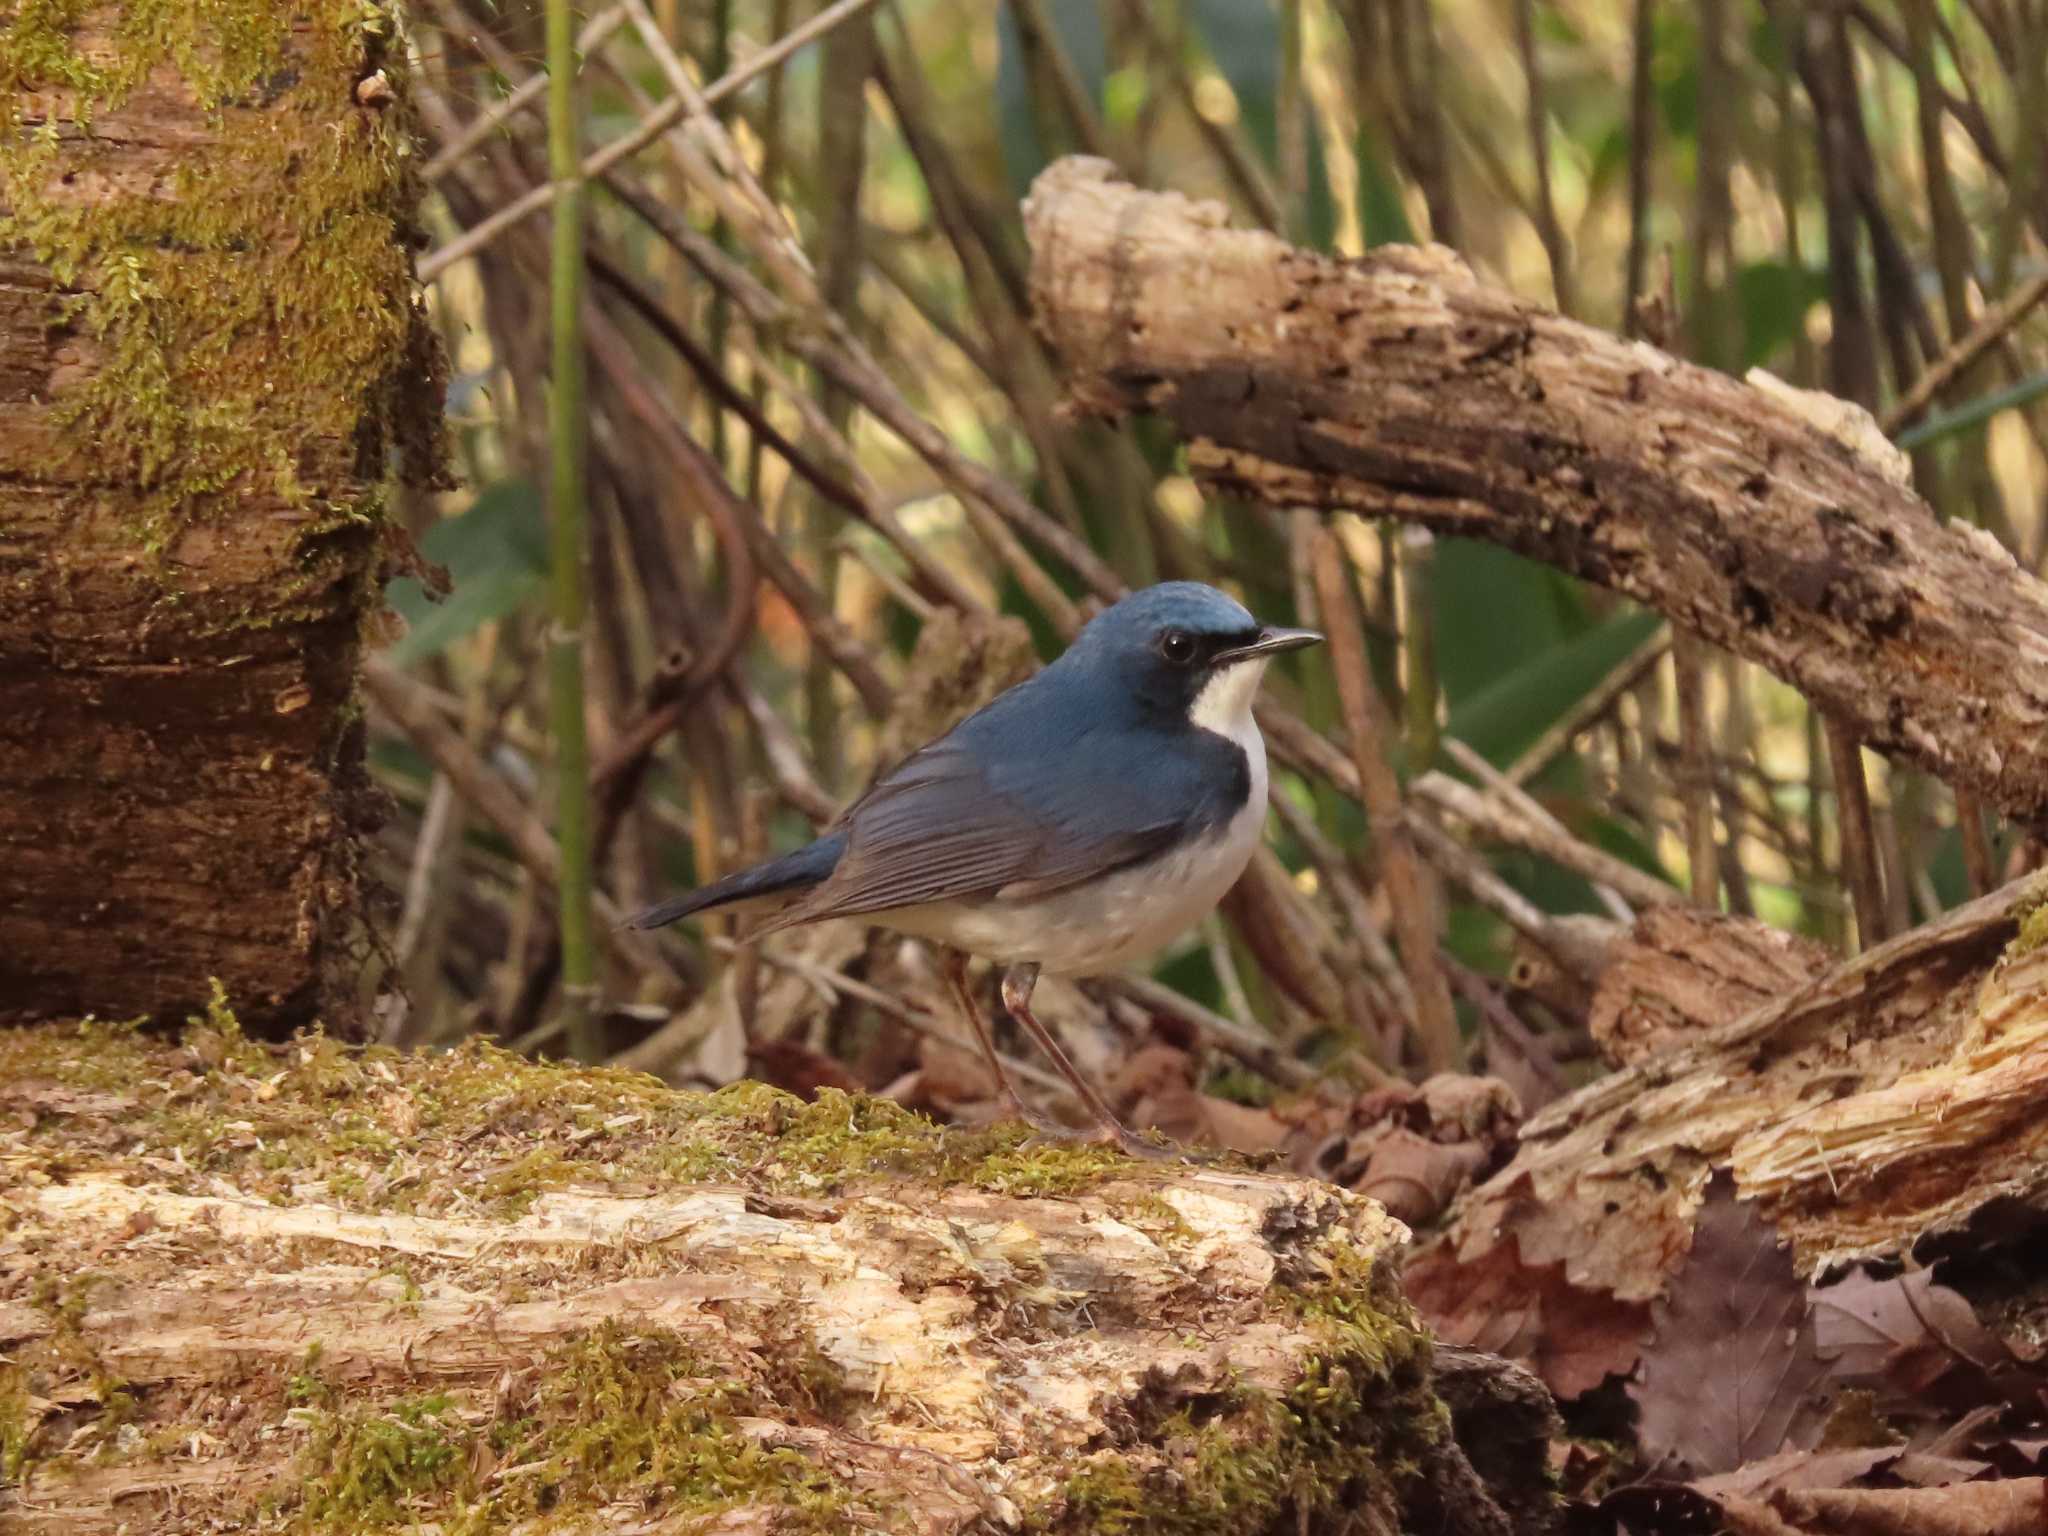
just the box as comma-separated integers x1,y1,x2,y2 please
0,3,443,1026
0,1022,1555,1534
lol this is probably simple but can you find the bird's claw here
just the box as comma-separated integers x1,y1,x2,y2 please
1004,1108,1195,1163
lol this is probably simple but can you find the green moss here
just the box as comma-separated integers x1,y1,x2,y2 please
1026,1228,1444,1535
2007,875,2048,958
0,1364,32,1483
1028,1356,1430,1535
2,1019,1133,1219
297,1392,467,1529
287,1344,338,1409
285,1325,863,1534
0,0,446,551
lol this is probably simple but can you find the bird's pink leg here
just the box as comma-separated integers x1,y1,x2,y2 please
940,949,1068,1135
1000,963,1177,1161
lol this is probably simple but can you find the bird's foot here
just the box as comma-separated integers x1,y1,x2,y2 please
1094,1123,1191,1162
1003,1107,1194,1163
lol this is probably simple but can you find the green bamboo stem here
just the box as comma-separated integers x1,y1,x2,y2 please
547,0,599,1061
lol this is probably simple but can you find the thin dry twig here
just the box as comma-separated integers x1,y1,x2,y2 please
1880,270,2048,434
422,4,629,184
363,663,675,982
418,0,883,282
1438,739,1640,922
1512,0,1576,312
1311,529,1461,1073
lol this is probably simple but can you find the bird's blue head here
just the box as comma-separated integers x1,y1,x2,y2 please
1059,581,1322,734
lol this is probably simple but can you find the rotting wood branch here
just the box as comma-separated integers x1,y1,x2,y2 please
1022,156,2048,825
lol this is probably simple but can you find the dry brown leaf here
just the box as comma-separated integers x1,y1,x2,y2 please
1407,1235,1652,1399
1139,1082,1292,1155
1715,1492,1814,1535
1297,1073,1520,1226
744,1038,863,1099
1812,1267,2028,1408
1882,1453,1993,1488
1773,1477,2047,1535
1353,1128,1493,1226
1694,1449,1901,1500
1629,1178,1835,1476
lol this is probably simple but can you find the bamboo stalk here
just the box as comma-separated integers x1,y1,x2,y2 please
546,0,599,1061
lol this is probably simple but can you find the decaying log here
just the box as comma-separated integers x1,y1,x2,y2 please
1586,906,1834,1066
1021,157,2048,825
1405,874,2048,1398
0,1022,1548,1534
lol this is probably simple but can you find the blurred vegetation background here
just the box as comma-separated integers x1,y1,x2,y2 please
370,0,2048,1116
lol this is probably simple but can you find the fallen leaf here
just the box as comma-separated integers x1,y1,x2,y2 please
745,1039,863,1099
1812,1267,2035,1410
1774,1477,2047,1535
1407,1236,1651,1399
1883,1452,1993,1488
1694,1449,1901,1500
1629,1176,1835,1476
1353,1128,1492,1226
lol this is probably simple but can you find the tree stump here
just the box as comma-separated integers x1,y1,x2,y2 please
0,3,444,1027
0,1020,1552,1534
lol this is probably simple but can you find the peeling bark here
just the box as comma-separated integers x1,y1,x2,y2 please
1022,157,2048,825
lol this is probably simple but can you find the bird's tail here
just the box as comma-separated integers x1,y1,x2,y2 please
621,833,846,931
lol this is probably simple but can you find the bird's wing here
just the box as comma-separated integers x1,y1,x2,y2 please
765,722,1227,927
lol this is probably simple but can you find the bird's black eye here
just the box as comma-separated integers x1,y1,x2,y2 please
1159,629,1197,665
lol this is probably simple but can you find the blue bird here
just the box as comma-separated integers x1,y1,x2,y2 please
626,581,1320,1154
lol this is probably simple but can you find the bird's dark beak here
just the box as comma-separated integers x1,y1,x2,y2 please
1216,625,1323,665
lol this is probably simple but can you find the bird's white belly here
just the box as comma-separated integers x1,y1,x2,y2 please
881,736,1269,976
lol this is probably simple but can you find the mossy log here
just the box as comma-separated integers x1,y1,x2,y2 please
0,3,443,1025
0,1020,1554,1534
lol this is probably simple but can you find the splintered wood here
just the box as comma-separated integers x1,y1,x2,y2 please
1406,877,2048,1399
0,1025,1545,1535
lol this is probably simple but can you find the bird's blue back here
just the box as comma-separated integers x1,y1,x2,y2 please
626,582,1263,931
939,642,1247,844
781,586,1259,920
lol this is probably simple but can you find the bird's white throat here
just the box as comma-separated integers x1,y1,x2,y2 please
1189,656,1269,750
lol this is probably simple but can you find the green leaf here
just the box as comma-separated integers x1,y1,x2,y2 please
1443,605,1665,767
383,478,546,668
1896,370,2048,450
386,567,543,669
1430,539,1591,708
1734,261,1828,368
1355,130,1415,247
994,0,1108,201
439,478,546,567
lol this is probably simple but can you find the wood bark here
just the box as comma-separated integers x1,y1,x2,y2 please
0,1024,1552,1535
1021,157,2048,826
0,6,441,1025
1404,873,2048,1398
